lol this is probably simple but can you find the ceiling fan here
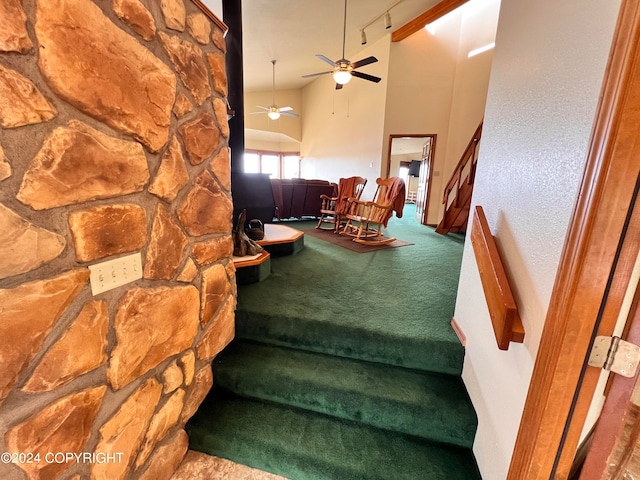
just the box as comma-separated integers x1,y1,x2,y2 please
252,60,299,120
302,0,382,89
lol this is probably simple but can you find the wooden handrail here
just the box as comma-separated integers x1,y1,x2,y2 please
471,206,525,350
441,121,483,206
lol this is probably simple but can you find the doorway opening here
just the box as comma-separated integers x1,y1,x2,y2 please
387,134,436,226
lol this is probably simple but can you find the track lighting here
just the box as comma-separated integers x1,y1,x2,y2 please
384,11,392,29
360,1,401,40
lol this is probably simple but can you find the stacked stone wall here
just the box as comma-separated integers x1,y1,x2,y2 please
0,0,234,478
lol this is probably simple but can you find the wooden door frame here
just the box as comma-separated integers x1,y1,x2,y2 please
386,134,436,225
507,1,640,478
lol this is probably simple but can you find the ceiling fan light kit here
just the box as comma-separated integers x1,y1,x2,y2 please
302,0,382,89
253,60,299,120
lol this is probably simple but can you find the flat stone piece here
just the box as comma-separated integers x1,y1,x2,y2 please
180,365,212,423
206,51,227,97
179,113,220,165
148,135,189,202
138,430,189,480
136,388,186,467
211,27,226,53
0,63,56,128
92,379,162,480
0,203,66,280
173,92,193,118
5,386,106,480
177,170,232,237
113,0,156,41
0,143,11,181
212,97,230,139
23,300,108,392
36,0,176,152
0,0,33,52
192,235,233,266
68,204,147,262
187,13,210,44
161,360,184,394
196,296,235,361
172,450,287,480
107,285,200,389
161,0,186,31
176,257,198,283
144,204,187,280
201,263,232,327
209,145,231,192
159,31,211,106
17,120,149,210
178,350,195,386
0,268,89,401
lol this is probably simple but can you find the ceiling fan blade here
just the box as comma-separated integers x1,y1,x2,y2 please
351,56,378,69
335,83,343,90
302,71,333,78
279,106,293,112
281,111,299,118
316,54,337,66
250,111,267,115
255,105,270,110
352,71,382,83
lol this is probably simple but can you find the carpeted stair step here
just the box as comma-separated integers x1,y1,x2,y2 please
214,341,477,449
187,393,482,480
235,309,465,376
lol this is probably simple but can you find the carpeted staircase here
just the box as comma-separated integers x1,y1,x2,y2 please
187,207,481,479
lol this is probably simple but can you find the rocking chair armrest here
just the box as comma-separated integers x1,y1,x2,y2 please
319,194,338,201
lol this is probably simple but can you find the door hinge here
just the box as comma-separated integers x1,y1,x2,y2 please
588,336,640,378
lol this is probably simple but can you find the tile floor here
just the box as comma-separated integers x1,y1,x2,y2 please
171,450,287,480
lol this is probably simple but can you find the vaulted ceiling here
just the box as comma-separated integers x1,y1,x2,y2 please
241,0,442,92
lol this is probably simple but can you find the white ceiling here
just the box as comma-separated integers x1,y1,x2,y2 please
240,0,441,92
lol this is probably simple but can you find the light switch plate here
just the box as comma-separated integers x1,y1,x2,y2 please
88,252,142,295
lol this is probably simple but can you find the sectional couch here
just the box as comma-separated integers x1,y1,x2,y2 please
270,178,337,220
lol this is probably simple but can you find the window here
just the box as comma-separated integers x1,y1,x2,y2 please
243,150,301,179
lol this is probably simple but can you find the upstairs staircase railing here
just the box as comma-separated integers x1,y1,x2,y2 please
435,121,483,235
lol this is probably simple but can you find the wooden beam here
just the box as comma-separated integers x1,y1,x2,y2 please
391,0,470,42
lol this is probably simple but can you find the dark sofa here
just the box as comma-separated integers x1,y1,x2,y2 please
270,178,337,220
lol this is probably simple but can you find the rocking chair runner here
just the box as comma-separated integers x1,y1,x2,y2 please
316,176,367,232
341,177,406,245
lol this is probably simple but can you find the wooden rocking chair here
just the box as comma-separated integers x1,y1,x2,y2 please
316,176,367,232
341,177,406,245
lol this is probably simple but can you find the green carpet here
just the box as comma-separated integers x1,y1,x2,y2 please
187,205,480,479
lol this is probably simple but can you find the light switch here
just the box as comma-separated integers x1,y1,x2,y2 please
88,252,142,295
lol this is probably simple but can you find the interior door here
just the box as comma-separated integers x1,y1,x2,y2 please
579,274,640,478
415,138,434,225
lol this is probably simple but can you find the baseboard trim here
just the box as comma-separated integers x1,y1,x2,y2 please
451,317,466,347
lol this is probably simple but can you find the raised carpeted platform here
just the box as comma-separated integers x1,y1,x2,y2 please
187,205,479,479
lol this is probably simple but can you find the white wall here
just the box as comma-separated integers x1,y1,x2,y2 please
202,0,222,19
383,0,497,225
300,35,390,198
454,0,621,478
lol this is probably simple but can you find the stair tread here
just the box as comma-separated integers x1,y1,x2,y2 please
236,310,465,376
187,394,482,480
215,341,477,448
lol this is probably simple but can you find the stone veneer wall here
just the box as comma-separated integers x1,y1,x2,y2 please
0,0,235,479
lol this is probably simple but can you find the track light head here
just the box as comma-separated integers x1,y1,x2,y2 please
384,11,392,29
360,29,367,45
